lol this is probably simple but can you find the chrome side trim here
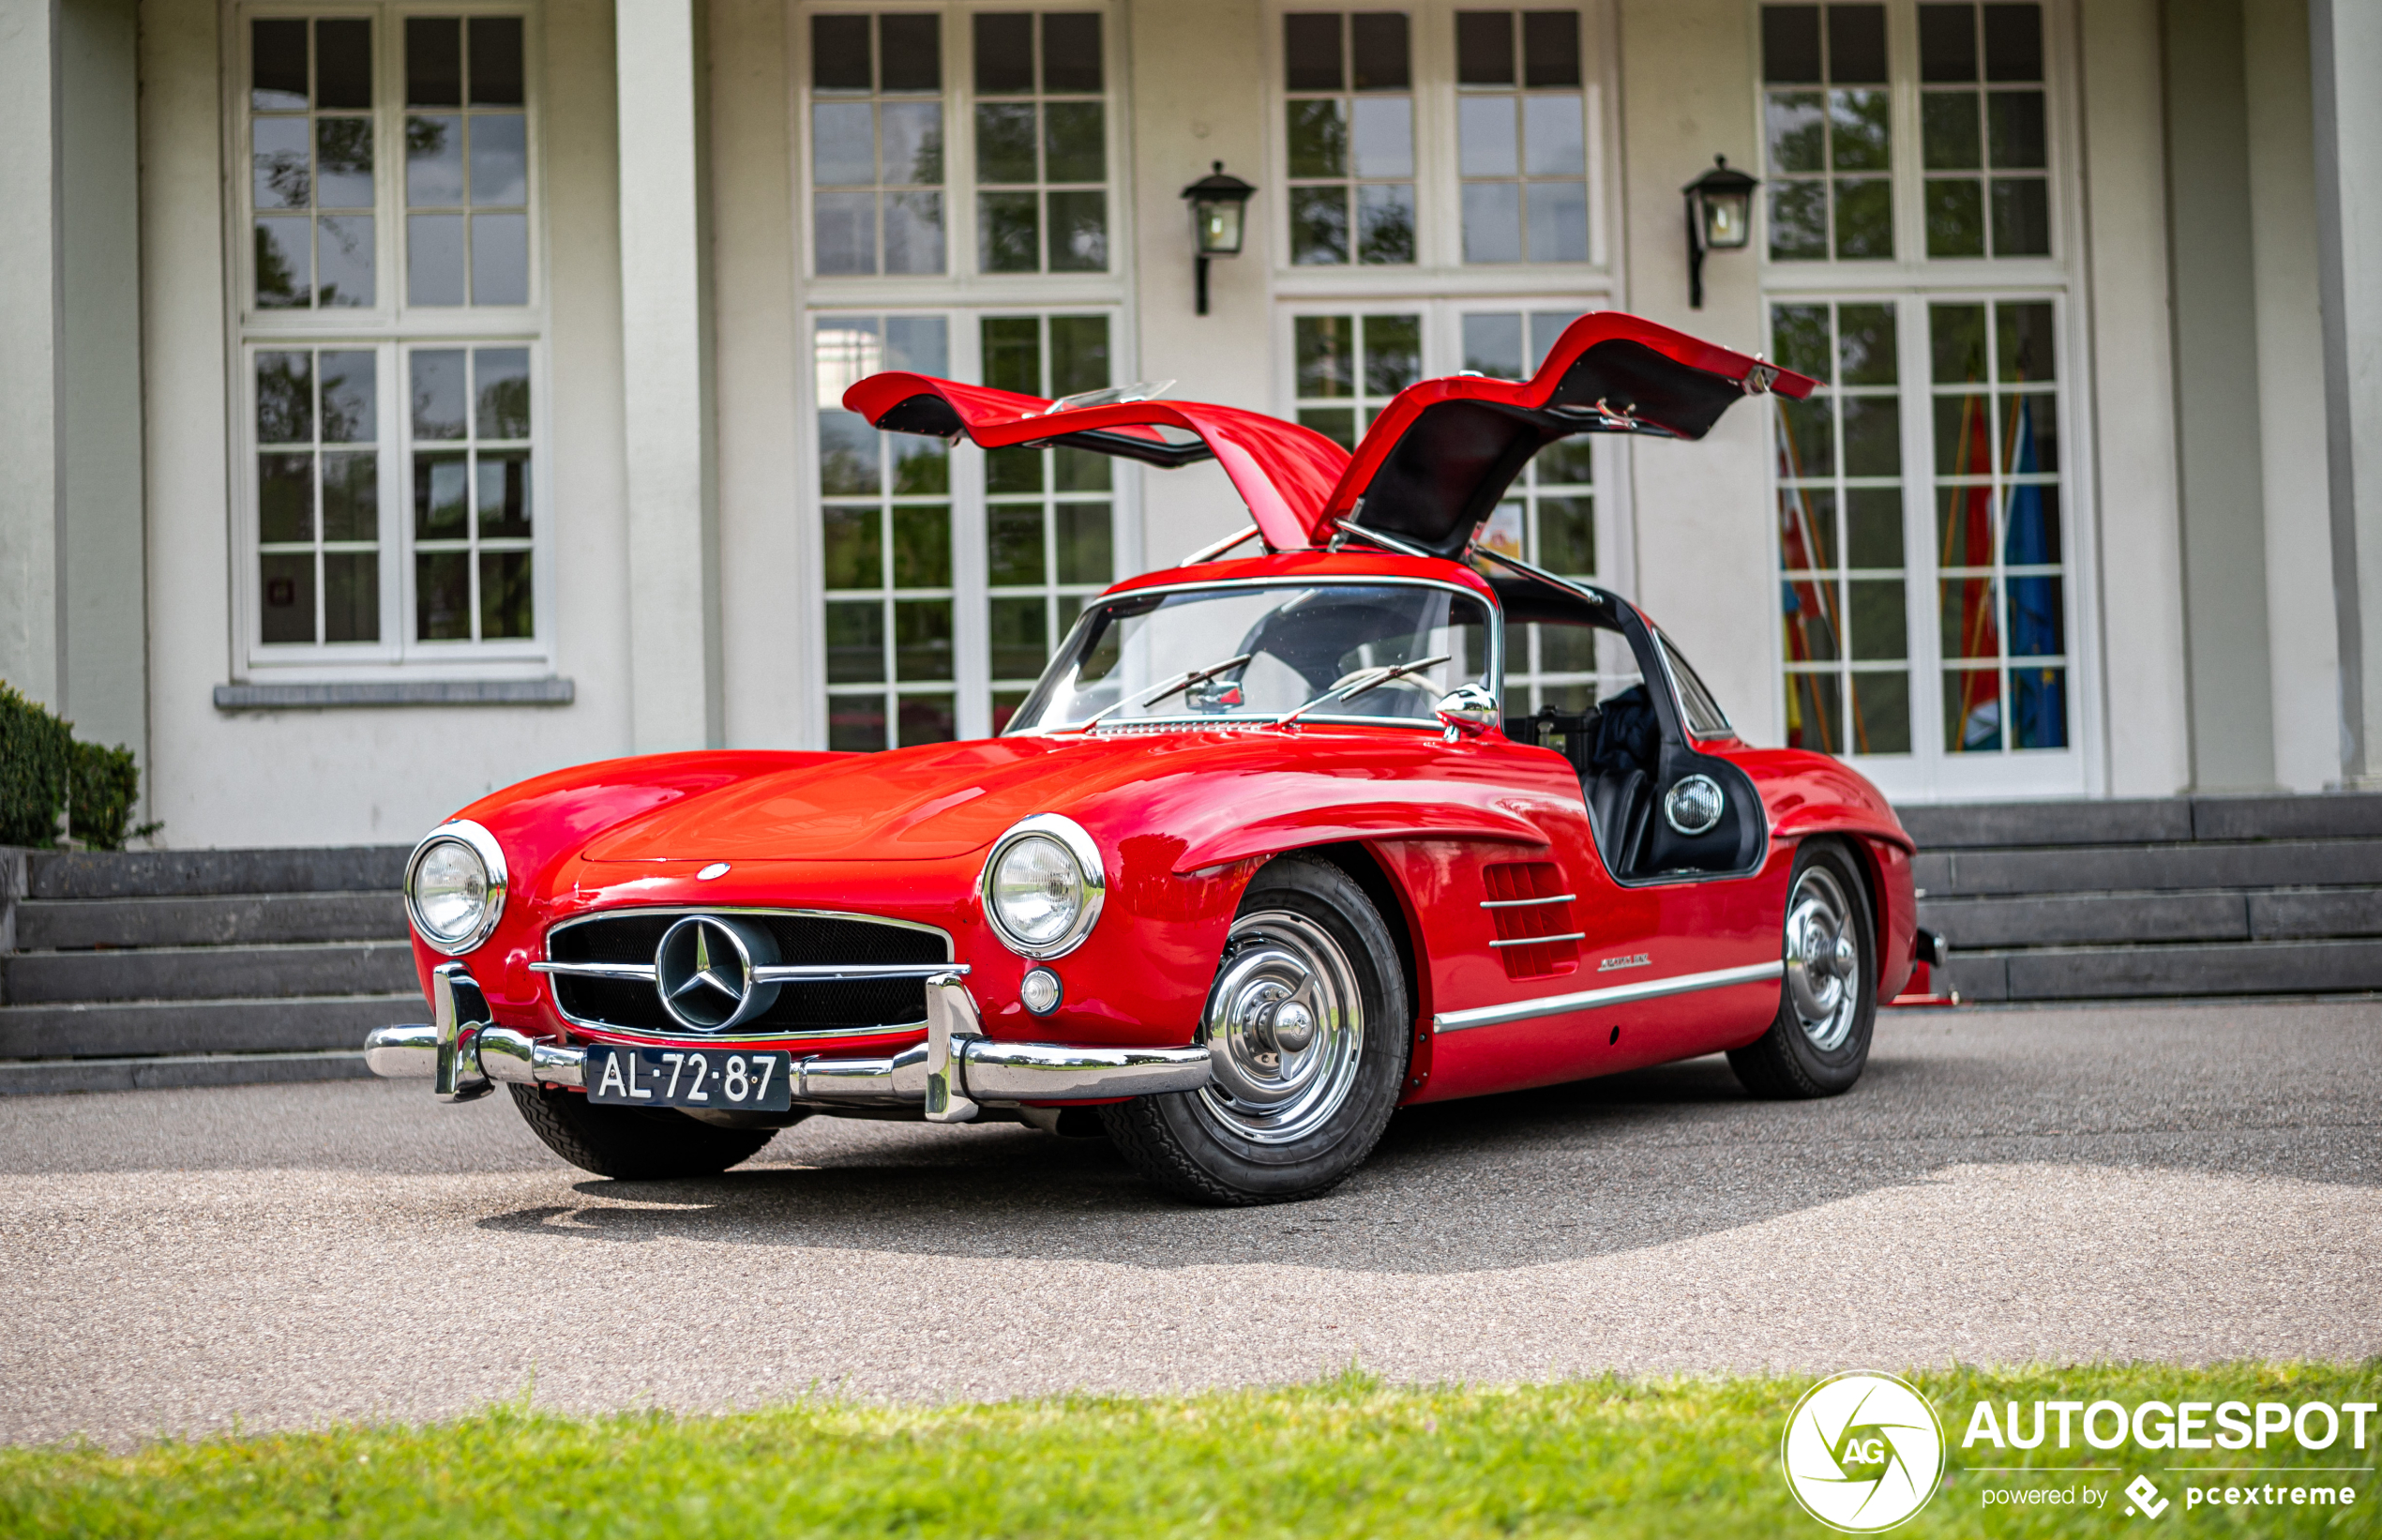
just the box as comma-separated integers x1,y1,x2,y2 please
1479,894,1576,909
1487,931,1587,948
1433,959,1786,1034
530,960,658,980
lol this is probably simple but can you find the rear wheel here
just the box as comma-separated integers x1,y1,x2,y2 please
1727,840,1877,1099
508,1082,777,1179
1100,856,1410,1205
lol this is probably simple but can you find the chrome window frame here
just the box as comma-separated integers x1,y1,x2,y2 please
1003,573,1506,735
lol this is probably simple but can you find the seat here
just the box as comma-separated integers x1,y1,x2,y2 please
1581,685,1661,878
1589,765,1653,877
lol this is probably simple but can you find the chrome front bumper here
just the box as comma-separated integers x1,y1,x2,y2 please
364,962,1211,1123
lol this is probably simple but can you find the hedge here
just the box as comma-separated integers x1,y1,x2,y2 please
0,682,157,850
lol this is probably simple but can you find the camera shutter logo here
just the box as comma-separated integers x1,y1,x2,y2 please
1781,1372,1946,1532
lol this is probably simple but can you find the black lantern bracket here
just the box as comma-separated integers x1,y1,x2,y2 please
1681,155,1759,310
1181,161,1257,316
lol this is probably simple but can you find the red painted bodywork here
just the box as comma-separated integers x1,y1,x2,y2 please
415,317,1899,1110
413,548,1915,1110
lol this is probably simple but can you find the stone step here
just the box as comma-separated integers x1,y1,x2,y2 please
0,939,419,1015
12,892,408,951
1946,937,2382,1003
0,993,424,1060
1918,886,2382,950
1912,838,2382,899
1,942,420,1006
1897,792,2382,850
0,1049,375,1095
20,845,411,900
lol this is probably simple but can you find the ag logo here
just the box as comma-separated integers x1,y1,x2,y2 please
1782,1372,1946,1532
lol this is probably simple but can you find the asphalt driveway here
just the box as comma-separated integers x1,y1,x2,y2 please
3,998,2377,1447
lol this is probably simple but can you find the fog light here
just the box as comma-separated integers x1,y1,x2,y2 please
1020,967,1063,1016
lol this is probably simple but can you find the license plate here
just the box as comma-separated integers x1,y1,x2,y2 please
585,1047,792,1111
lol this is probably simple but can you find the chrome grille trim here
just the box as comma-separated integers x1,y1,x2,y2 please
542,906,955,1043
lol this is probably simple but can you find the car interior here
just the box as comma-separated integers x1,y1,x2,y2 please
1485,573,1766,884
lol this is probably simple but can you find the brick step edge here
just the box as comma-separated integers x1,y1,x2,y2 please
0,1050,375,1096
1947,937,2382,1003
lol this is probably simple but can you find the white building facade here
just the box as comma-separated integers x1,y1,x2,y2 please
3,0,2379,847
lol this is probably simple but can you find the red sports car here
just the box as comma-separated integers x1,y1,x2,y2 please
367,312,1928,1205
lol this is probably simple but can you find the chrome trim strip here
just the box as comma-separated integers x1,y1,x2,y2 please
1433,959,1786,1034
1487,931,1587,948
1479,894,1576,909
531,959,968,983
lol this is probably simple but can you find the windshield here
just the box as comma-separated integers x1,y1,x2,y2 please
1006,581,1498,733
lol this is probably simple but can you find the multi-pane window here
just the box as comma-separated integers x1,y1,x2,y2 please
1761,4,1892,261
1918,2,2048,257
816,316,957,749
403,18,529,306
1282,12,1416,266
409,347,535,642
250,18,376,309
973,13,1108,274
1931,299,2064,751
256,350,382,643
1454,10,1589,264
810,13,946,276
983,316,1113,730
1291,313,1421,449
1772,302,1910,755
1462,310,1604,712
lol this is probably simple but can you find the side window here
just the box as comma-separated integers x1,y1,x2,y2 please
1282,11,1416,265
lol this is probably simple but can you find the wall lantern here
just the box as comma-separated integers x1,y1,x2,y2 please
1681,155,1758,310
1181,161,1257,316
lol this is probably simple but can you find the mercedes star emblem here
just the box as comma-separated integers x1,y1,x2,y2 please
654,914,782,1032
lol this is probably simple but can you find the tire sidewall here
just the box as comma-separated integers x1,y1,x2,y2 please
1149,858,1410,1197
1772,840,1877,1091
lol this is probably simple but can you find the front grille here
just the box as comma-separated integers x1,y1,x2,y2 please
546,909,950,1037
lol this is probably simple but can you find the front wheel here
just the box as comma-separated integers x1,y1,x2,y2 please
508,1083,777,1179
1727,840,1877,1099
1100,855,1410,1205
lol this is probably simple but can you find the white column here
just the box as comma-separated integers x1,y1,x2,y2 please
615,0,722,750
0,0,63,710
2244,0,2339,793
2310,0,2382,787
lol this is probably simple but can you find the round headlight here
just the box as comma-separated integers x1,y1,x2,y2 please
979,815,1106,959
404,820,509,955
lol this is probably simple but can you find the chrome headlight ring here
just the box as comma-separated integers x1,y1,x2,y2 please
403,819,509,956
978,813,1107,960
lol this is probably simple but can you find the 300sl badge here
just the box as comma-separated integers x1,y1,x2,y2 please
1598,954,1651,972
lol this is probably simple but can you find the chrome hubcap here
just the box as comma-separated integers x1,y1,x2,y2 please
1197,910,1364,1145
1783,868,1862,1051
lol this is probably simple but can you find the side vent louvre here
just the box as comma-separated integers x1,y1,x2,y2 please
1482,862,1583,979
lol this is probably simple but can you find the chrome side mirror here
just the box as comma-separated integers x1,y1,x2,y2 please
1434,682,1500,739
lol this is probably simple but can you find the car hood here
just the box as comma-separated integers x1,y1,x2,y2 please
572,733,1264,865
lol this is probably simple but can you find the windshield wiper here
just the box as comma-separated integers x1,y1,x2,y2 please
1077,653,1254,729
1273,653,1453,729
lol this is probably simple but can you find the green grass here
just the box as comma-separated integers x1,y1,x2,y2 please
3,1364,2376,1537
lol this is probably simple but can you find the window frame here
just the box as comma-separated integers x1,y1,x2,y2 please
800,303,1147,748
1263,0,1619,297
790,1,1133,291
225,1,552,682
1754,0,2100,800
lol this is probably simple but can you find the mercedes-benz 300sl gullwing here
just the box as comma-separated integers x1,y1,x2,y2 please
366,312,1927,1205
